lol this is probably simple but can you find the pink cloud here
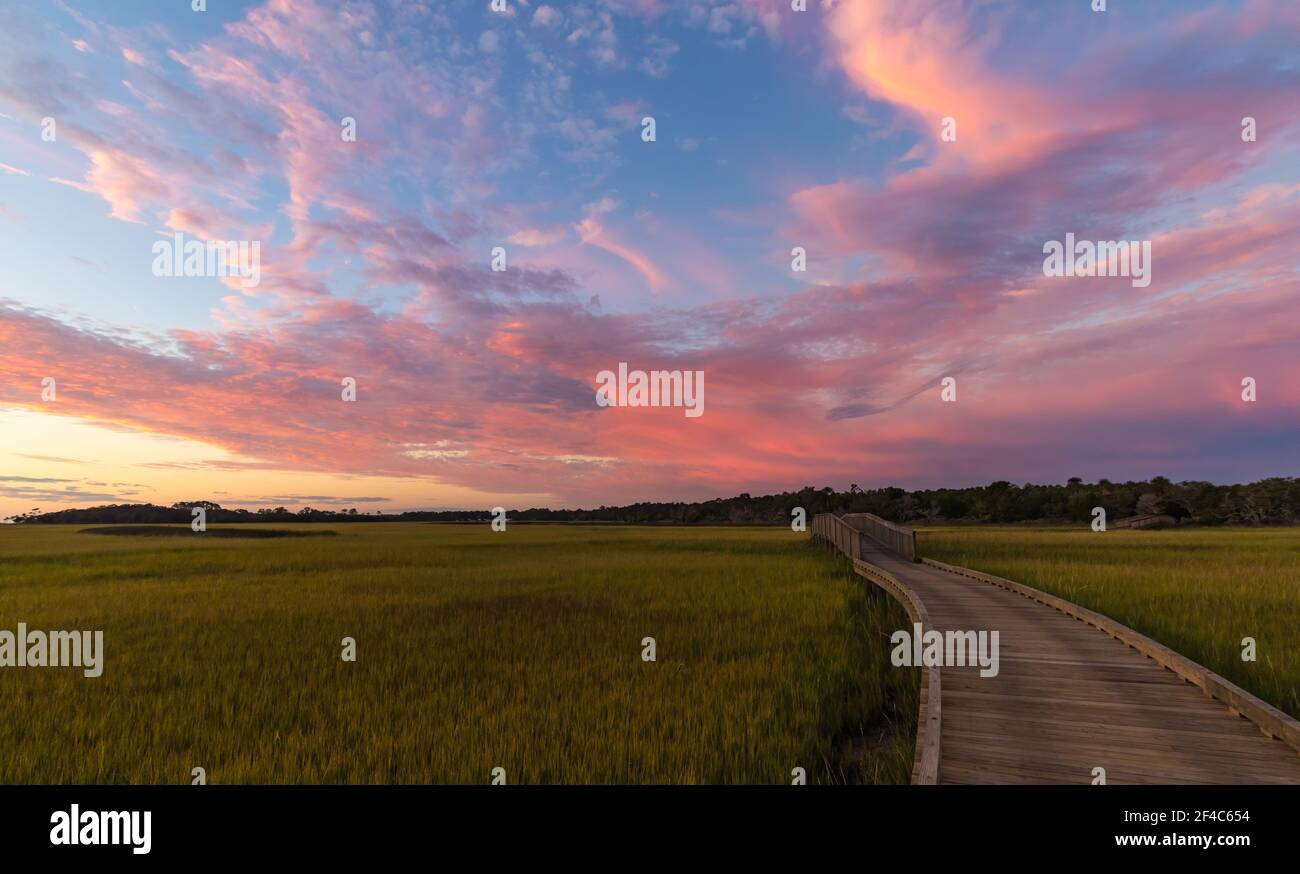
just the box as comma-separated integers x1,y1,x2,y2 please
2,0,1298,507
576,213,668,293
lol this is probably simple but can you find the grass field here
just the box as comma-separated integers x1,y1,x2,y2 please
918,526,1300,719
0,524,916,784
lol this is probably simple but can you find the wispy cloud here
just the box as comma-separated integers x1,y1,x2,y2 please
0,0,1297,513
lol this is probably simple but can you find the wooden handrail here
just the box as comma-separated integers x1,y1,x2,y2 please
853,558,941,784
842,513,918,561
811,513,940,783
810,512,864,561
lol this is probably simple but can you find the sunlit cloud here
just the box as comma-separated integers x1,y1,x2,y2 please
0,0,1297,518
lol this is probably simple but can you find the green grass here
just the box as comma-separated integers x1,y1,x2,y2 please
918,525,1300,719
0,524,916,784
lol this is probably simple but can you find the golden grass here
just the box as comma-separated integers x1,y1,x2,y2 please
0,524,916,784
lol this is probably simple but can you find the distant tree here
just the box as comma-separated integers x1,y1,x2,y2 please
172,500,223,511
1135,493,1162,515
11,477,1300,528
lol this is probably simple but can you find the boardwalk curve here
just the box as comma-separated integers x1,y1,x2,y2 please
812,514,1300,785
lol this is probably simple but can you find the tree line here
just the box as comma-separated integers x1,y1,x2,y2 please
6,476,1299,526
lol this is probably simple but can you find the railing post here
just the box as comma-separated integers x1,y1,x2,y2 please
840,512,919,562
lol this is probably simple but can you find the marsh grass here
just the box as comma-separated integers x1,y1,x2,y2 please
918,525,1300,718
0,524,915,784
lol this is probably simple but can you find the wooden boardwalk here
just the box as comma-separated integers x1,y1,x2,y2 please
814,514,1300,785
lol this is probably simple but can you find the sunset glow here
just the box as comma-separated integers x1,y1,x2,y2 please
1,0,1297,518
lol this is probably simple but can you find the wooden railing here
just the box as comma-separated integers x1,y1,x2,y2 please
843,512,917,561
810,512,939,783
810,512,863,560
810,512,917,561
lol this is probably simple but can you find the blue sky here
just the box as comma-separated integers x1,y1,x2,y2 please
1,0,1298,517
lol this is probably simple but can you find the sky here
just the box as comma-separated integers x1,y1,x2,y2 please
0,0,1297,518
